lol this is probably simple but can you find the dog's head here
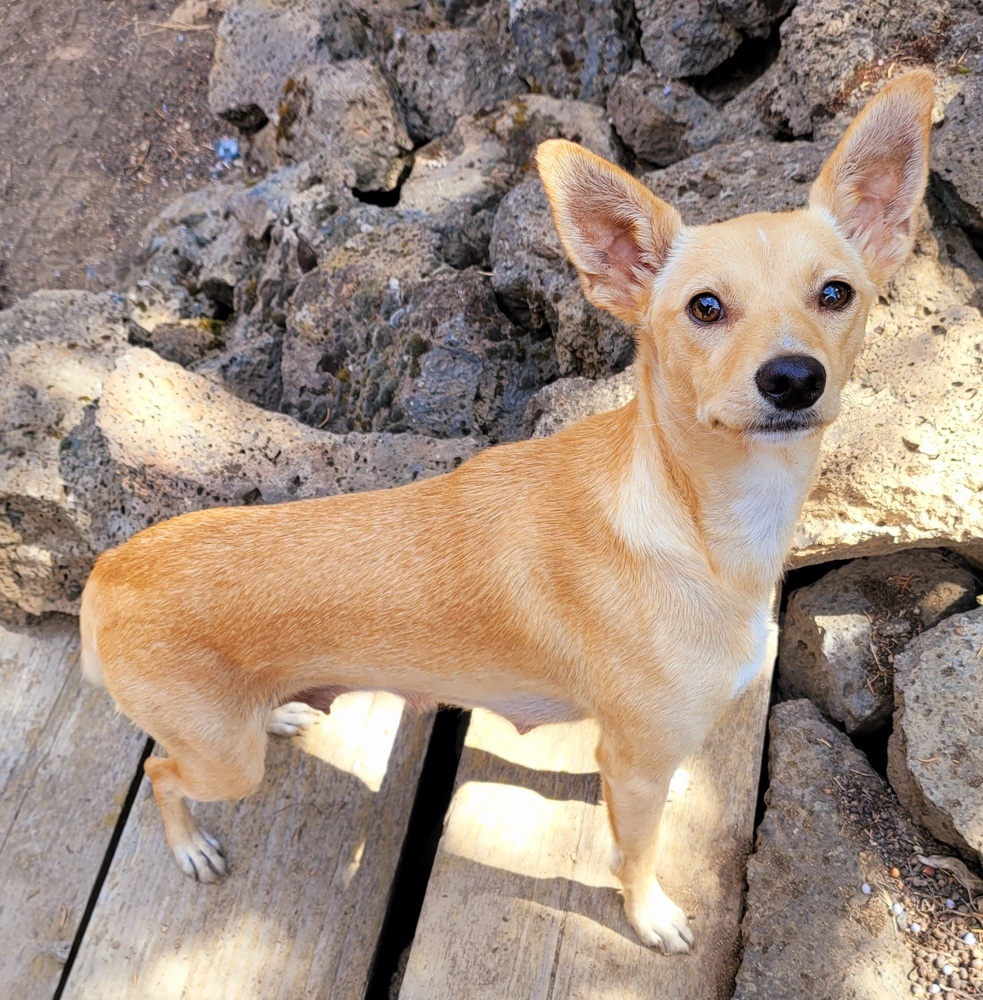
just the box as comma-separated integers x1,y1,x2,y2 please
537,71,934,444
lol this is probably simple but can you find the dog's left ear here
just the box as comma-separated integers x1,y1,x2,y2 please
537,140,682,326
810,70,935,287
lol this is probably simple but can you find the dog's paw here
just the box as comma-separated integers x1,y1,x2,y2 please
266,701,321,737
623,884,694,954
172,827,227,884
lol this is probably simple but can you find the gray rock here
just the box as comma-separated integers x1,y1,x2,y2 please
0,292,133,617
717,0,795,38
208,0,369,129
274,60,412,192
761,0,950,138
888,608,983,862
735,700,915,1000
490,178,634,378
931,75,983,236
507,0,634,102
641,138,828,225
400,94,622,217
390,268,556,441
607,65,724,167
283,228,556,441
132,319,227,370
190,314,285,411
636,0,742,78
128,180,269,321
778,550,979,733
525,370,635,438
398,94,620,269
386,18,524,144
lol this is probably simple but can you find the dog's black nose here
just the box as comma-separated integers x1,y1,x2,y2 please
755,355,826,410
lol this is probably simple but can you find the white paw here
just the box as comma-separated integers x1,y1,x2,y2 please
624,884,694,954
172,827,227,883
267,701,322,737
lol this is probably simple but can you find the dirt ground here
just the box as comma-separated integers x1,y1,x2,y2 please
0,0,234,307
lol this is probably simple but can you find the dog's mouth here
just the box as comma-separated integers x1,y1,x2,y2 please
744,412,826,437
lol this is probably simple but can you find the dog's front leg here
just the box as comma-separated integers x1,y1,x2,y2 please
597,729,693,953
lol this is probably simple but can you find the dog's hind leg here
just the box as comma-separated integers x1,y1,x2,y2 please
143,724,266,883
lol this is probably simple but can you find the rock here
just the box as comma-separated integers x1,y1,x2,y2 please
274,60,412,192
0,292,133,617
635,0,743,78
607,65,724,167
9,345,478,618
761,0,950,138
386,17,524,144
778,550,979,733
208,0,369,130
400,95,622,219
734,700,916,999
507,0,634,102
131,319,227,370
490,178,634,378
641,138,828,225
525,370,635,438
283,230,556,441
931,75,983,237
716,0,795,38
792,225,983,566
397,94,620,268
888,608,983,862
389,269,555,441
190,314,285,411
128,179,269,321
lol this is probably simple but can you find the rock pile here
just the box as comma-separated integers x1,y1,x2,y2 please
2,0,983,991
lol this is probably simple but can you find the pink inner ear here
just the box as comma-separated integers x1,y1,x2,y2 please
847,164,903,236
608,229,645,278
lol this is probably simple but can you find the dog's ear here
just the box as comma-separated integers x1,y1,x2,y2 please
537,140,682,326
810,70,934,287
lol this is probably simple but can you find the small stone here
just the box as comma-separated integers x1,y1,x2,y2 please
891,867,901,878
942,964,953,975
965,933,978,946
893,902,905,914
861,883,872,894
911,922,923,933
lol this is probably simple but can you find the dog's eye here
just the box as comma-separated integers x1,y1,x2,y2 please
819,281,852,310
688,294,723,323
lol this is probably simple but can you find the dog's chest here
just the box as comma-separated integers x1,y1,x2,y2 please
729,602,774,699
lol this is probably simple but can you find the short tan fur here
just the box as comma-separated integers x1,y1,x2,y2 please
81,71,934,952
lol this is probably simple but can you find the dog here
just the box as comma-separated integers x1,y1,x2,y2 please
80,70,933,953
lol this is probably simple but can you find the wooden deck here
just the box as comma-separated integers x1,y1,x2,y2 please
0,616,774,999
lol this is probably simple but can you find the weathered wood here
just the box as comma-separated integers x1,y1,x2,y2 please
64,693,432,1000
0,617,145,1000
400,656,775,999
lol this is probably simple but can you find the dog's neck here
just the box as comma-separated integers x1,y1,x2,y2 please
607,367,822,593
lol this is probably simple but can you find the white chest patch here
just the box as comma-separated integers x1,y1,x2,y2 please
731,604,774,699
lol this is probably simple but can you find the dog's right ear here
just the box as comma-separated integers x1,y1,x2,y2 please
537,140,682,326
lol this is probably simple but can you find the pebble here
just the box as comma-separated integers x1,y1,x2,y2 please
861,883,872,894
911,922,922,933
965,933,978,946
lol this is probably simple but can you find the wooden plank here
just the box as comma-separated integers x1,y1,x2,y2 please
400,653,776,999
0,617,146,1000
64,693,432,1000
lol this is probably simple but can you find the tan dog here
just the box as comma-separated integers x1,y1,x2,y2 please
80,71,933,953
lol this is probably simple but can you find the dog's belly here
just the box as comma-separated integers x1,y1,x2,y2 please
292,685,580,735
475,694,585,734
